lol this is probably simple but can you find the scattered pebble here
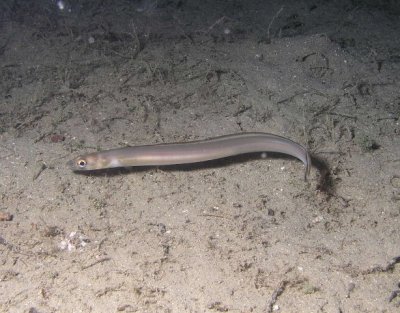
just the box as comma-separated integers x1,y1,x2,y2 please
42,226,63,237
390,176,400,188
0,211,13,221
255,53,264,61
59,232,90,252
50,134,65,143
312,215,324,223
346,282,356,298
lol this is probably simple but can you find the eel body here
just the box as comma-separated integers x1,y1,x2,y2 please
67,132,311,179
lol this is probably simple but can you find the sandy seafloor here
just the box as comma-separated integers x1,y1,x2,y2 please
0,0,400,312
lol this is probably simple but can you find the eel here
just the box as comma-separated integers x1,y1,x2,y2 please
67,132,311,179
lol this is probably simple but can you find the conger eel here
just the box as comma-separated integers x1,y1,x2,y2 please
67,132,311,180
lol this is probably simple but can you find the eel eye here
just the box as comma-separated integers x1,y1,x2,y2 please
77,159,87,168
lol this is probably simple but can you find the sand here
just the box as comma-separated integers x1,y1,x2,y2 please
0,0,399,312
